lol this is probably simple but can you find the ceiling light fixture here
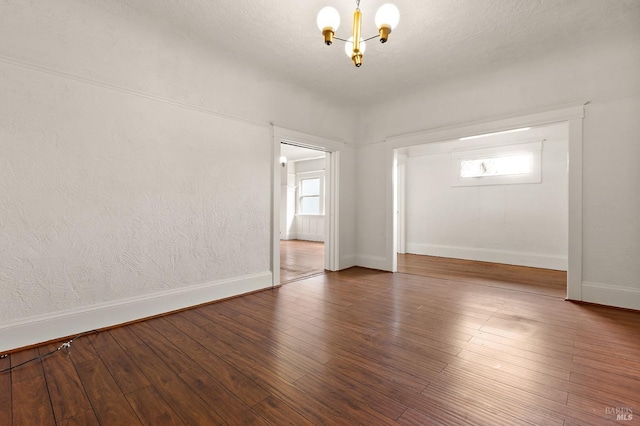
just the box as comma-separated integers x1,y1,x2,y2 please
459,127,531,141
317,1,400,67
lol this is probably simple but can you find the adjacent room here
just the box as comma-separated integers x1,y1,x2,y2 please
1,0,639,424
279,143,327,284
396,122,569,297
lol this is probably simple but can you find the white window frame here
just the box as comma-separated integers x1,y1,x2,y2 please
296,171,325,215
451,141,542,187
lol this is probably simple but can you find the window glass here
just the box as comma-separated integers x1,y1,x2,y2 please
452,141,542,186
297,174,324,214
301,178,320,196
460,154,531,178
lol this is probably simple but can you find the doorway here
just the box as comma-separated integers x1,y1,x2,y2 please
271,125,341,287
396,122,569,272
279,144,327,283
390,105,585,301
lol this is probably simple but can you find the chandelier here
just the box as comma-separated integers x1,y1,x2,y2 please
317,1,400,67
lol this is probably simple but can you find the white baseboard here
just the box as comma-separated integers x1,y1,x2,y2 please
0,272,272,353
581,281,640,311
340,254,357,270
406,243,567,271
356,255,391,271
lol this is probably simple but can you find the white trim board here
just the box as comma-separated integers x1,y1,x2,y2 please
406,243,567,271
0,272,272,353
581,281,640,311
384,104,585,148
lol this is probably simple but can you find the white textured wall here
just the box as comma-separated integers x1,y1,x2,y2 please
0,1,357,141
357,39,640,145
0,0,357,350
355,37,640,309
0,62,271,319
294,216,326,242
404,138,568,270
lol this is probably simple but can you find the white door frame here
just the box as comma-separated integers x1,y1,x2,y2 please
271,125,343,286
396,154,407,254
387,105,585,301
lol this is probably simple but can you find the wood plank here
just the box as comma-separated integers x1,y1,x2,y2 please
74,358,142,425
324,352,429,394
165,314,237,359
179,367,270,425
203,321,309,383
66,333,100,365
397,407,448,426
0,354,12,425
292,372,400,425
57,410,100,426
10,348,46,384
566,393,628,425
39,344,94,423
12,375,56,426
252,395,315,426
125,385,185,426
167,330,270,406
91,330,151,395
108,325,145,351
569,371,640,407
221,348,353,425
129,321,200,374
125,343,224,425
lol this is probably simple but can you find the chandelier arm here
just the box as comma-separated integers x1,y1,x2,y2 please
362,35,381,42
333,34,379,43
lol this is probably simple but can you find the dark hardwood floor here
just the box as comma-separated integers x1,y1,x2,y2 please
280,240,324,284
2,256,639,425
398,253,567,298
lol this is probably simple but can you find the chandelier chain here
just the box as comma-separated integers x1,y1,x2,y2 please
356,0,360,10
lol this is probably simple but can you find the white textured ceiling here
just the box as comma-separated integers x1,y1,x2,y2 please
114,0,639,107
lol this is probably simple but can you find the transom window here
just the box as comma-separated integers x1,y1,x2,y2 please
452,141,542,186
460,153,532,178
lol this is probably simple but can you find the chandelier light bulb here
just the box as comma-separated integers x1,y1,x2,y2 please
375,3,400,43
344,37,367,56
317,6,341,44
345,36,366,67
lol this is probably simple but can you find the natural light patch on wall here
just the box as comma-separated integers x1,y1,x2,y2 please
452,141,542,186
